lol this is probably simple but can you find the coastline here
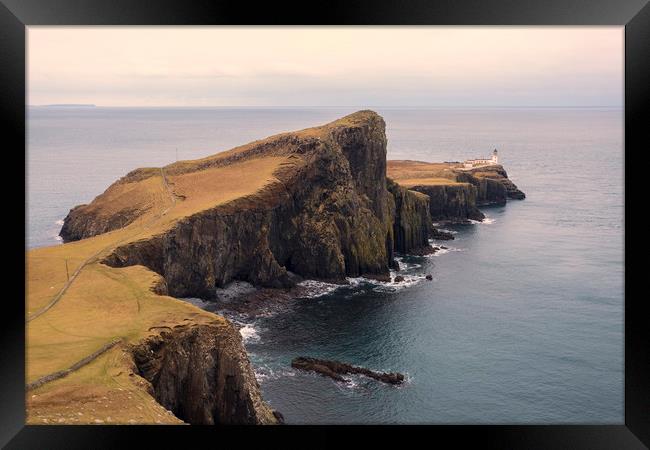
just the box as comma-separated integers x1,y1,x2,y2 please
26,111,525,425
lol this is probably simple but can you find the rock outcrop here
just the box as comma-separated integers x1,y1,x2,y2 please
404,183,485,222
387,178,434,254
387,160,525,223
456,164,525,203
291,356,404,385
131,321,278,425
62,111,434,299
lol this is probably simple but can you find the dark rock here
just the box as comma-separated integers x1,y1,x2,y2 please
393,275,405,283
272,410,285,424
425,274,433,280
407,183,485,223
131,321,278,425
362,273,392,283
291,357,404,385
430,228,455,240
458,165,525,202
387,178,434,254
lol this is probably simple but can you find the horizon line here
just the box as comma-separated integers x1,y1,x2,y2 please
28,104,624,109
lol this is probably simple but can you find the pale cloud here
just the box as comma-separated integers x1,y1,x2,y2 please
27,26,623,107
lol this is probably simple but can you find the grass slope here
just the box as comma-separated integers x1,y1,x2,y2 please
26,155,290,424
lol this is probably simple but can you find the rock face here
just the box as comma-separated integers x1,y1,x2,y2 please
291,356,404,385
406,183,485,222
458,165,525,202
387,178,434,254
131,321,278,425
64,111,434,299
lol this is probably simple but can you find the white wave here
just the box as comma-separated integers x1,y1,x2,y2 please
53,235,63,241
214,280,256,302
438,228,458,234
254,366,296,383
346,273,425,293
239,323,260,344
393,256,422,271
373,274,425,293
55,219,64,226
298,279,341,298
469,216,495,225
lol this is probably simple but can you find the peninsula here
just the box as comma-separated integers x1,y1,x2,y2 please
26,111,524,425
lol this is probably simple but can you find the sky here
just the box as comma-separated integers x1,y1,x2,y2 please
27,27,623,108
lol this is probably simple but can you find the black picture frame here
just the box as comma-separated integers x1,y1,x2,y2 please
3,0,648,447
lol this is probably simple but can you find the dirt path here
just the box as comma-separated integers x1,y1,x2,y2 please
28,168,177,323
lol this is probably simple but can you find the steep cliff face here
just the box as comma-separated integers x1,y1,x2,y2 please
459,165,525,201
387,179,434,252
131,321,278,425
63,111,432,299
454,172,506,206
406,183,485,222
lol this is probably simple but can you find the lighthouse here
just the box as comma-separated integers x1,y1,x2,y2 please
491,149,498,164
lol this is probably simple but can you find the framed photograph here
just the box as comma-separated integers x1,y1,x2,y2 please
3,0,648,447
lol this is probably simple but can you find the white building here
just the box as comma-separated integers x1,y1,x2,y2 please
463,149,498,168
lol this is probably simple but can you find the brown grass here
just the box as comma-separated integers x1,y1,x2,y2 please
387,160,462,186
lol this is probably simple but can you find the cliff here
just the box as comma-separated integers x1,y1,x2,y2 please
459,164,526,201
387,178,435,254
132,321,278,425
62,111,433,298
387,160,525,222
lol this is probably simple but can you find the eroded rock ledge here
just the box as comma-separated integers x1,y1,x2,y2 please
131,321,278,425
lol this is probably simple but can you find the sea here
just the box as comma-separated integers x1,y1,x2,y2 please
27,106,623,424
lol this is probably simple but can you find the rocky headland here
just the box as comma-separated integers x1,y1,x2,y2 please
387,160,525,223
28,110,524,425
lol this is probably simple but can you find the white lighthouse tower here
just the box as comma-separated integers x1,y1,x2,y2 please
491,149,498,164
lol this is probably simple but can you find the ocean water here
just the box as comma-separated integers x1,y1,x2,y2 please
27,107,623,423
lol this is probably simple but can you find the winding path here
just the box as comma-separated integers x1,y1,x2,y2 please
26,168,179,388
27,168,176,322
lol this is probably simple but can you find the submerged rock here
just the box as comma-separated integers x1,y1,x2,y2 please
393,275,405,283
291,356,404,385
